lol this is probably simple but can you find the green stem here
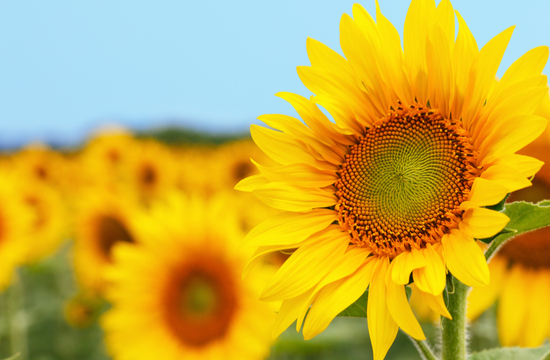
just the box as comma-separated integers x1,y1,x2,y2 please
541,348,550,360
8,272,28,360
441,277,469,360
407,335,439,360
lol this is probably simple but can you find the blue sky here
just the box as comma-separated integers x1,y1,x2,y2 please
0,0,548,146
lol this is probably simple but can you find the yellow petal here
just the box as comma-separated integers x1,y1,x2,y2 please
403,0,436,104
272,289,313,339
462,26,514,131
234,173,268,192
419,290,452,319
260,226,349,301
459,207,510,239
386,279,425,340
253,182,336,212
442,229,490,287
485,153,544,178
493,46,549,99
316,246,372,289
243,243,306,279
368,256,399,360
254,160,338,188
480,163,533,193
391,247,426,285
303,256,379,339
497,265,529,346
277,91,351,147
413,244,446,295
450,10,478,121
242,209,337,249
467,256,507,320
250,124,336,171
480,115,548,163
257,113,345,166
460,177,508,210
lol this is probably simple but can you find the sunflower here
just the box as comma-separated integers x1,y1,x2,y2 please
72,188,140,296
123,139,178,204
9,144,68,191
78,129,138,191
101,194,275,360
236,1,548,358
18,180,68,263
210,140,272,191
468,114,550,347
0,175,32,291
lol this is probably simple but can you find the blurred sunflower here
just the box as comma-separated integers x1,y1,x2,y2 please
73,188,139,295
236,1,548,358
124,140,177,204
101,194,275,360
9,144,68,190
78,129,138,190
468,113,550,347
0,176,32,291
19,180,68,263
210,140,268,190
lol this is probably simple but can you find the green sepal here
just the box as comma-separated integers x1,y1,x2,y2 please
485,193,510,212
467,345,550,360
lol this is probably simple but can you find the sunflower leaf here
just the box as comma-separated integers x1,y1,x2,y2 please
337,290,368,317
484,201,550,260
337,286,412,318
467,345,550,360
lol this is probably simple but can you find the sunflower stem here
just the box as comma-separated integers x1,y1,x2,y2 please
7,271,28,360
407,335,439,360
441,277,468,360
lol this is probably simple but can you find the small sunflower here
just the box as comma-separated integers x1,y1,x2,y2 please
0,176,32,291
237,1,548,358
210,140,271,191
18,180,68,263
468,117,550,347
79,129,138,190
9,144,68,190
73,188,139,295
123,140,178,204
101,194,275,360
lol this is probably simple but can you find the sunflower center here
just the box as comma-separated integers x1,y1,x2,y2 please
336,105,477,257
164,256,238,348
233,161,254,182
140,164,157,186
97,215,134,260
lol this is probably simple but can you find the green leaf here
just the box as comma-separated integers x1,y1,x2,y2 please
468,345,550,360
337,286,412,318
485,201,550,260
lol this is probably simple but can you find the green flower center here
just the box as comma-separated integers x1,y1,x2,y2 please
336,105,477,257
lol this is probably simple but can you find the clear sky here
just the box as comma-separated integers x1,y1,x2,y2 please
0,0,549,147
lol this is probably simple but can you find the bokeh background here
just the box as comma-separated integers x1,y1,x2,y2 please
0,1,548,359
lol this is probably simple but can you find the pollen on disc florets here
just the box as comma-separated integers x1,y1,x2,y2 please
335,103,479,258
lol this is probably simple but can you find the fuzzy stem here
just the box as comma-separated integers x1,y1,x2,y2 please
441,277,469,360
407,335,439,360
